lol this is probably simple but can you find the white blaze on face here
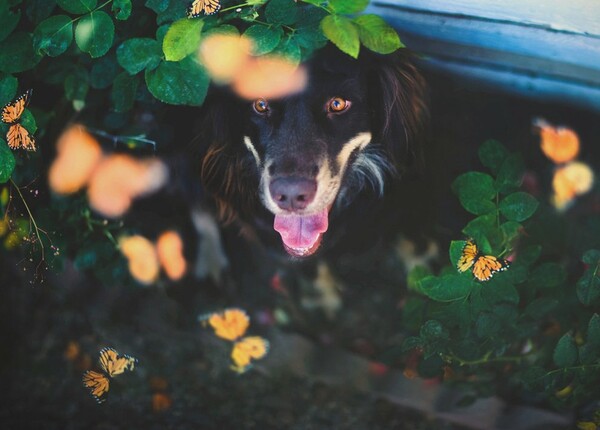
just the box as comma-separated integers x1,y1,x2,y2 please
259,132,373,216
243,135,261,167
336,132,372,174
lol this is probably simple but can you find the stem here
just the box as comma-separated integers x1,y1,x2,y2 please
541,363,600,379
10,179,45,262
444,351,527,366
221,3,250,12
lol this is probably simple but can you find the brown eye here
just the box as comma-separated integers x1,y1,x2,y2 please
253,98,269,114
327,97,350,113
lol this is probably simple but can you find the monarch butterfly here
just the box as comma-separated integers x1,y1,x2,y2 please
1,90,36,151
187,0,221,17
201,308,269,373
457,239,510,282
82,347,138,403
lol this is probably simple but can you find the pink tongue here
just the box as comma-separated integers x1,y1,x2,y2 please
274,210,329,249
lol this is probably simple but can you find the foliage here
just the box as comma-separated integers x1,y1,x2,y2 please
0,0,402,277
402,140,600,408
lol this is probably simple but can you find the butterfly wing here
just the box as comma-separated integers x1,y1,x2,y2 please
7,123,36,151
202,0,221,15
187,0,220,17
457,239,479,273
472,255,510,282
1,90,31,125
98,347,137,377
208,308,250,341
231,336,269,373
82,370,110,403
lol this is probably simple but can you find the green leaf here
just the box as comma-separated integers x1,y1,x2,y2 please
577,266,600,306
0,138,15,183
0,2,21,43
420,320,449,341
243,25,282,56
0,74,18,106
500,221,521,242
58,0,97,14
529,262,567,289
587,314,600,349
75,11,115,58
20,110,37,135
481,278,519,305
33,15,73,57
90,53,120,89
145,57,209,106
449,240,465,267
478,139,508,175
295,26,327,52
476,312,501,338
265,0,298,25
553,333,578,367
407,265,431,292
0,32,42,73
524,298,558,319
462,213,496,246
495,153,525,194
145,0,169,13
117,38,162,75
420,274,472,302
112,72,139,112
354,14,402,54
112,0,132,20
583,249,600,265
499,192,538,222
401,336,423,352
162,18,203,62
272,37,302,65
329,0,369,14
452,171,496,215
204,25,239,38
321,15,360,58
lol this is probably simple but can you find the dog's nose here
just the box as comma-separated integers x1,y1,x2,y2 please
269,177,317,211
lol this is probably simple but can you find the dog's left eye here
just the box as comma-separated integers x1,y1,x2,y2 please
327,97,351,113
253,98,270,114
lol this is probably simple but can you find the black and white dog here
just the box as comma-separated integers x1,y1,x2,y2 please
197,45,427,261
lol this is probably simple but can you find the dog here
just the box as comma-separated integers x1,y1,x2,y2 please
196,44,428,262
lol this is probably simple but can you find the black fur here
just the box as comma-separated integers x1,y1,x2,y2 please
195,45,428,259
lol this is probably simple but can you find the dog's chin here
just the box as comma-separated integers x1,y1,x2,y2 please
273,206,331,258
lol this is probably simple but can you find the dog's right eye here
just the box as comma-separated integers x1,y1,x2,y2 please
253,98,270,114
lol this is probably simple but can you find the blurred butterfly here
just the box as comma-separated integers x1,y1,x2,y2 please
1,89,36,151
201,308,269,373
457,239,510,282
82,347,138,403
533,118,579,164
187,0,221,17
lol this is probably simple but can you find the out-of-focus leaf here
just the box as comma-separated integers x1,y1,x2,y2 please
75,11,114,58
0,138,15,183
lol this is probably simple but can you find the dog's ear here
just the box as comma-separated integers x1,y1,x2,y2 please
365,49,428,173
192,91,259,223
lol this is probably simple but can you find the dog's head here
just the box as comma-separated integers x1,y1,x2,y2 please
199,45,427,257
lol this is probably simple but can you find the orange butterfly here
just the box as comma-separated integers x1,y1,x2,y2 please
201,308,269,373
533,118,579,164
457,239,510,282
82,347,138,403
187,0,221,17
1,90,36,151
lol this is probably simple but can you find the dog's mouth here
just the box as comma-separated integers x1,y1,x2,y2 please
273,208,328,257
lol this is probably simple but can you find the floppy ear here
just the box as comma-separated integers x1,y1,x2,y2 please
365,49,428,173
192,91,260,223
